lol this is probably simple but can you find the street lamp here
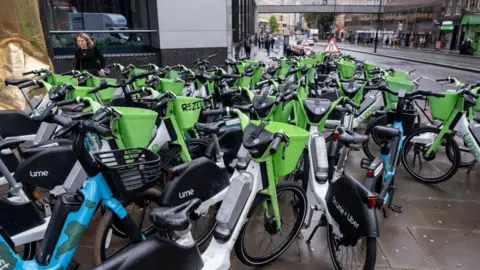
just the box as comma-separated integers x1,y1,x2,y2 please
374,0,383,53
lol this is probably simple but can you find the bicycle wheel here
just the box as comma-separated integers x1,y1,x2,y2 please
158,138,210,187
92,189,160,265
160,138,219,245
284,149,309,191
327,224,377,270
401,127,460,184
362,126,384,161
234,182,307,266
452,133,476,167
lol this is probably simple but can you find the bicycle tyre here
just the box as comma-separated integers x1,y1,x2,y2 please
234,182,307,266
284,149,309,191
327,224,377,270
401,127,460,184
92,188,161,265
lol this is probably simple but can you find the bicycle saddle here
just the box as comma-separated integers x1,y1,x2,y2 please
303,98,331,123
278,82,296,95
341,82,363,98
242,123,274,158
194,121,225,135
150,199,201,231
4,78,31,86
252,95,276,118
339,130,369,145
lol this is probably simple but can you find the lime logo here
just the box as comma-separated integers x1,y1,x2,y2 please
152,144,160,152
463,133,480,158
37,107,45,114
359,106,376,121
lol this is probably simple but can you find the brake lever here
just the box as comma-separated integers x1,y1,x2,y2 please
282,140,289,160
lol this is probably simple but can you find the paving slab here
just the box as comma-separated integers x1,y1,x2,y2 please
410,227,480,270
377,226,436,269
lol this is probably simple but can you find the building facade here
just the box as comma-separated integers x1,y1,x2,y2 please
39,0,256,72
440,0,480,52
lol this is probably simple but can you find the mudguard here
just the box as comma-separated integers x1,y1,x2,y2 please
161,157,229,206
0,198,45,237
326,174,379,239
93,234,203,270
0,110,41,138
14,145,77,190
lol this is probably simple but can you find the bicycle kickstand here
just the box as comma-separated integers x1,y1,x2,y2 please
387,186,404,214
306,213,327,244
467,160,477,175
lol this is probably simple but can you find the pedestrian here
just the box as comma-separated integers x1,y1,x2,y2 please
260,35,264,49
394,37,399,49
244,37,251,59
265,35,271,56
74,33,106,78
385,37,389,47
271,36,275,50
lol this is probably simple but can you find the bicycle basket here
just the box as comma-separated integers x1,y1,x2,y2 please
47,74,78,86
111,107,158,148
473,88,480,111
363,61,378,80
427,91,459,121
86,77,117,101
385,76,414,105
156,78,184,95
172,96,203,130
94,148,162,201
337,59,356,79
313,52,325,63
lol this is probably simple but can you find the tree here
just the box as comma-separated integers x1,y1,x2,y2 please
304,13,335,33
269,15,280,34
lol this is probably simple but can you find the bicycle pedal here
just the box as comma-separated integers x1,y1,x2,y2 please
67,259,80,270
390,205,404,214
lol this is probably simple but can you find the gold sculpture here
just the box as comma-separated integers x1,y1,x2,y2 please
0,0,53,110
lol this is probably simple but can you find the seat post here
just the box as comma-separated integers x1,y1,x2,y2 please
0,158,29,201
210,133,225,169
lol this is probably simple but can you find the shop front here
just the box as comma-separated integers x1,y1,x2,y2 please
439,20,461,50
461,14,480,53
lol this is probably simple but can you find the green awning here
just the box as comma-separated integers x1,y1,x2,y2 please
441,25,454,30
462,15,480,25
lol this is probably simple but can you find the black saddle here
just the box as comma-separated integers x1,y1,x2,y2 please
150,199,201,231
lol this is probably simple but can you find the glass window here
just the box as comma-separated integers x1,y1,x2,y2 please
456,0,462,14
446,0,452,15
47,0,156,55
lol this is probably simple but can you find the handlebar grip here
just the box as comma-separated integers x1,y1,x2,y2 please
345,98,361,110
85,120,112,137
92,108,112,123
202,108,226,117
465,90,480,99
105,64,115,68
432,92,446,98
17,80,39,89
436,78,449,82
139,64,152,68
22,71,35,76
269,136,283,155
222,74,239,79
52,114,72,127
255,80,269,88
57,99,77,107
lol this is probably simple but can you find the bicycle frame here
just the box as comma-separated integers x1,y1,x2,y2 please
0,163,130,270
